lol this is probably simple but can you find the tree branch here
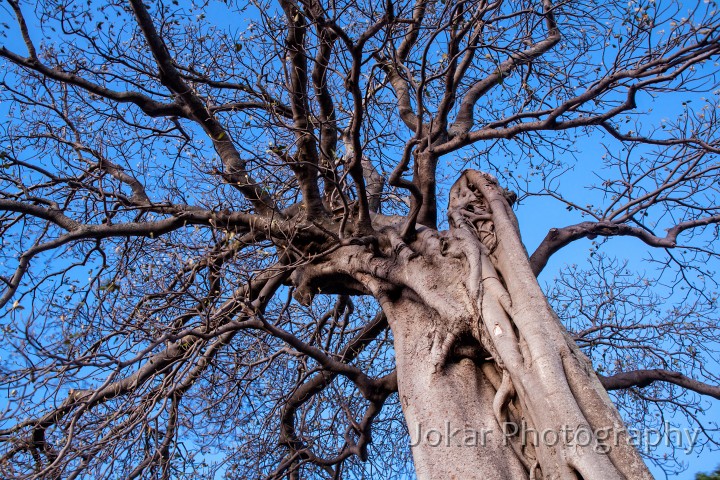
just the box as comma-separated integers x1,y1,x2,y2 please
0,47,184,118
529,216,720,276
600,370,720,400
127,0,278,215
276,0,327,217
448,0,560,136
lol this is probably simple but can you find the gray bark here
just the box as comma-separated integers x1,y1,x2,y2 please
292,170,653,479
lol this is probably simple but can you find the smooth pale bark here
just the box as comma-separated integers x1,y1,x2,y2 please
384,298,528,479
292,170,653,479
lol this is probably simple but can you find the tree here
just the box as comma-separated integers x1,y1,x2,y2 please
697,466,720,480
1,0,719,478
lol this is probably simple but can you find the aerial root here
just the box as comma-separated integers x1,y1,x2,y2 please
529,460,540,480
492,369,515,426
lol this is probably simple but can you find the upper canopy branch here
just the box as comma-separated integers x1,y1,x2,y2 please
127,0,278,216
173,69,295,119
0,47,185,118
435,22,720,155
600,369,720,400
529,215,720,276
374,0,427,132
276,0,328,217
448,0,560,137
303,0,341,205
312,0,394,233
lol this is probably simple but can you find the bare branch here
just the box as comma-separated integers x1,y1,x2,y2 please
127,0,278,215
529,215,720,276
600,370,720,400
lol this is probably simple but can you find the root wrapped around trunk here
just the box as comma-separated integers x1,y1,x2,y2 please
290,170,653,479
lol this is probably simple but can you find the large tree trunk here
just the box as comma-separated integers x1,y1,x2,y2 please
293,171,654,479
384,297,529,479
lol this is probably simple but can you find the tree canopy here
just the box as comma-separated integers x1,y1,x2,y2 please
697,465,720,480
1,0,719,478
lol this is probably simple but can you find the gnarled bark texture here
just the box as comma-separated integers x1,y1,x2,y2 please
292,171,653,479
